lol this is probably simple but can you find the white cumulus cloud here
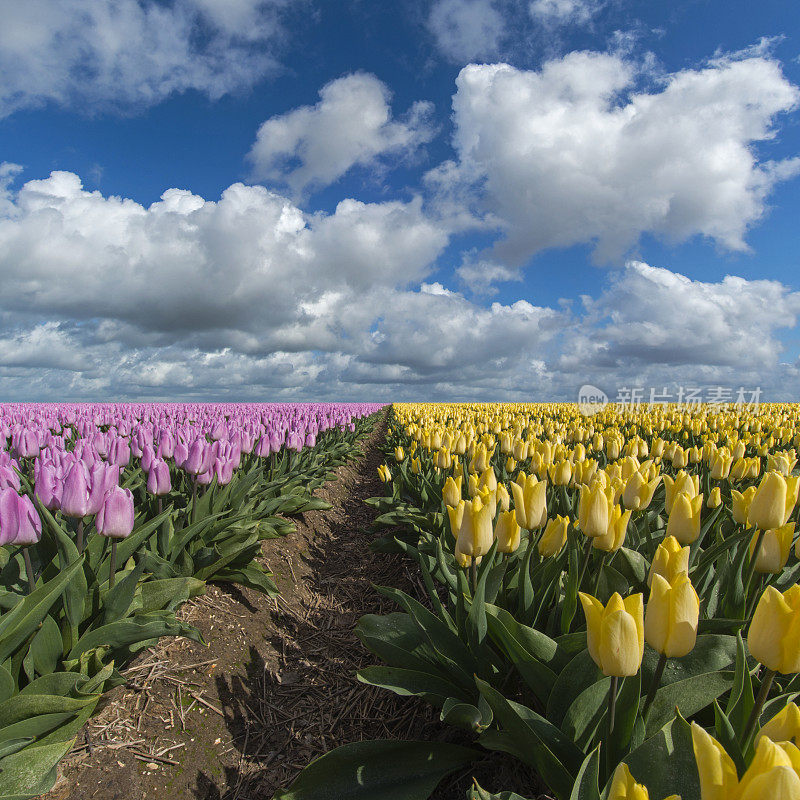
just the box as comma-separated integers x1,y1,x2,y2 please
248,73,436,196
427,0,507,63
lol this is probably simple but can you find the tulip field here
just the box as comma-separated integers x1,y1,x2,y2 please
3,401,800,800
273,402,800,800
0,402,380,798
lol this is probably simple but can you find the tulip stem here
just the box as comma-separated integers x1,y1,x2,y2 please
76,519,84,554
191,479,198,524
578,537,593,590
592,553,606,595
742,667,775,752
606,674,619,775
109,540,117,590
470,558,477,595
22,548,36,594
157,497,163,516
642,653,667,720
743,528,765,619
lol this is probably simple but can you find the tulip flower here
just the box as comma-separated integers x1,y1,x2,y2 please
447,500,464,539
0,465,20,491
666,492,703,545
707,486,722,508
750,522,794,574
748,586,800,675
60,461,90,518
578,481,613,538
692,722,800,800
496,482,510,512
442,476,462,507
579,591,644,677
511,474,547,530
645,573,699,658
494,509,521,553
505,456,516,472
592,504,631,553
538,515,569,557
455,497,494,577
750,472,798,531
608,763,679,800
709,450,734,480
649,536,690,587
760,702,800,746
663,471,699,514
34,461,61,510
377,464,392,483
622,470,661,511
0,488,42,593
394,446,404,462
548,459,572,486
732,486,757,525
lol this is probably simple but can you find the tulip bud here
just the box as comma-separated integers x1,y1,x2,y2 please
377,464,392,483
649,535,690,587
760,701,800,745
645,572,699,658
494,510,521,553
95,487,135,539
538,515,569,557
592,504,631,552
707,486,722,508
147,459,172,496
732,486,757,525
447,500,465,539
510,475,547,530
750,523,794,574
0,488,42,545
579,591,644,677
749,586,800,674
505,456,516,472
410,457,421,474
607,763,678,800
622,471,661,511
60,461,90,518
394,446,404,462
666,492,703,545
578,482,613,538
663,471,699,514
443,476,462,507
455,497,494,562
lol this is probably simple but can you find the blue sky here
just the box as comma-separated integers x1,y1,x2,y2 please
1,0,799,401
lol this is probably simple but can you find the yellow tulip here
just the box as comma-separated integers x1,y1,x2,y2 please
750,523,795,574
692,723,800,800
394,446,405,462
496,483,510,512
410,456,421,474
494,510,521,553
447,500,464,539
732,486,757,525
645,573,699,658
377,464,392,482
760,702,800,745
579,592,644,677
608,763,679,800
578,482,613,538
748,586,800,674
649,536,691,587
710,451,733,479
510,475,547,530
622,470,661,511
707,487,722,508
663,471,699,513
549,459,572,486
455,497,494,562
506,456,516,472
592,505,631,552
475,486,497,519
666,492,704,545
538,515,569,557
479,467,498,492
750,472,791,531
443,475,462,508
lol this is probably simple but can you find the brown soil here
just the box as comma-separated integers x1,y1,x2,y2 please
45,411,536,800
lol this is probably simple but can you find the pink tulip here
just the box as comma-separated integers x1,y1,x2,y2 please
96,487,135,539
60,461,90,518
0,488,42,546
147,459,171,496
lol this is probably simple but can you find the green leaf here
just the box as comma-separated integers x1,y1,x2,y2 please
356,666,463,706
22,615,62,681
569,746,601,800
0,738,75,800
440,696,492,732
0,558,84,664
477,678,582,800
272,739,479,800
645,670,734,737
547,650,600,728
613,714,699,800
